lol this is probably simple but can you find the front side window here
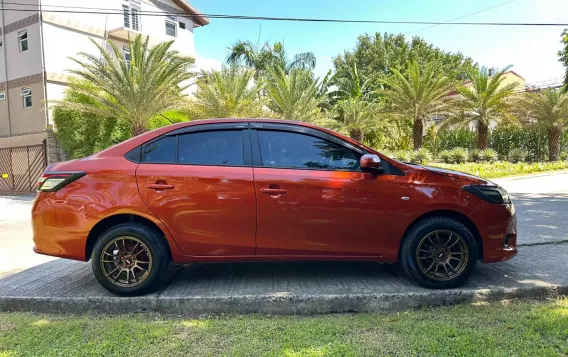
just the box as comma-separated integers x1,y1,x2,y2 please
18,31,28,52
143,136,175,163
21,88,32,108
178,130,244,166
257,130,361,170
165,16,177,37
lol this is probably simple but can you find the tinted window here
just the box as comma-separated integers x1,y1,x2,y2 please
143,136,176,163
178,130,244,166
257,131,361,170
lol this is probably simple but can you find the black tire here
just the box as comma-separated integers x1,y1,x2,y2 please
400,217,478,289
91,223,170,296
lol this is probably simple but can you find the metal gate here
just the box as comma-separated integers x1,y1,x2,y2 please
0,141,47,193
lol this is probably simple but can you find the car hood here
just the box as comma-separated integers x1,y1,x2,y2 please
420,165,493,185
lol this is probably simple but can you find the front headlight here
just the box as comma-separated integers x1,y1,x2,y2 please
463,185,510,204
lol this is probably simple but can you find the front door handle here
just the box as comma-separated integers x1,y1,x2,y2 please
147,183,174,190
260,188,287,195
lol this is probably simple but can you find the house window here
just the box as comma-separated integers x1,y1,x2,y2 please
18,31,28,52
123,46,131,69
123,1,140,31
165,16,177,37
21,88,32,108
179,21,186,30
0,93,5,101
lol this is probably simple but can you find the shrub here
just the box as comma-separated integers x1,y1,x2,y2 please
394,150,412,162
450,147,468,164
468,149,481,163
425,129,476,154
411,148,432,164
440,150,452,163
509,148,528,163
479,148,498,163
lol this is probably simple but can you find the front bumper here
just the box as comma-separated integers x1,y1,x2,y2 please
479,202,518,263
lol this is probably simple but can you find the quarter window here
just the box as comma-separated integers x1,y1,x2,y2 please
18,31,28,52
21,88,32,108
178,130,244,166
257,130,361,170
165,16,177,37
143,136,176,163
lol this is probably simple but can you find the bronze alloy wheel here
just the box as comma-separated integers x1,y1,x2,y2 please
100,236,153,287
415,230,469,281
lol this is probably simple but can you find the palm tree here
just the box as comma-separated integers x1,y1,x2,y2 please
382,61,458,149
444,67,518,149
59,35,194,136
334,97,382,142
186,66,265,119
264,67,322,122
559,30,568,87
227,40,316,77
518,88,568,161
329,63,377,103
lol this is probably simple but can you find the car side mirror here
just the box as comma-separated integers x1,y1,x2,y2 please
360,154,382,173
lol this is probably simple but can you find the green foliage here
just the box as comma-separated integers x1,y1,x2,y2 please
265,67,323,122
148,110,190,130
431,161,568,179
468,149,481,162
450,147,468,164
410,148,432,164
509,148,528,163
333,32,475,86
59,35,194,135
393,150,412,162
440,150,452,163
185,66,265,119
425,129,477,153
479,148,498,163
53,86,131,159
559,30,568,87
489,125,549,162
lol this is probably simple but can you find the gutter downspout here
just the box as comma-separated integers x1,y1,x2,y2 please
38,0,49,130
1,0,12,137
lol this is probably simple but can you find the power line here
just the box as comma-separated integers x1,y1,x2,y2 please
406,0,517,35
0,5,568,26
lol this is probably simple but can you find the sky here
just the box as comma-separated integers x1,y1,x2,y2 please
190,0,568,86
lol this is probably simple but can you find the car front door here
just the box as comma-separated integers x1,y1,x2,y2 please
251,124,395,256
136,123,257,256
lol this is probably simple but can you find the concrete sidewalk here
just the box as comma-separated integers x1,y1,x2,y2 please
0,243,566,315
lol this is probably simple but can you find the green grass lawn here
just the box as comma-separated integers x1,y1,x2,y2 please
1,298,567,356
428,161,568,179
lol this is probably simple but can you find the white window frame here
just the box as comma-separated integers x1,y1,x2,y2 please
21,88,32,108
123,45,131,69
123,0,141,31
165,16,177,37
18,30,28,52
0,93,5,101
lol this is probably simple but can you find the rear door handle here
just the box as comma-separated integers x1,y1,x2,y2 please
147,183,174,190
260,188,287,195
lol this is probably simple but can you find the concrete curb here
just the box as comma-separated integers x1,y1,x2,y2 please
1,285,567,316
492,169,568,182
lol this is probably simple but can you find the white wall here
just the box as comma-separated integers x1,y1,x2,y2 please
4,23,43,80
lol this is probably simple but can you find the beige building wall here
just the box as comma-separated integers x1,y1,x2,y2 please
7,81,45,136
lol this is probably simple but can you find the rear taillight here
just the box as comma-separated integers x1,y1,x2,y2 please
37,172,86,192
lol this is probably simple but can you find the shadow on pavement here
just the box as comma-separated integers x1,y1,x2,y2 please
512,193,568,245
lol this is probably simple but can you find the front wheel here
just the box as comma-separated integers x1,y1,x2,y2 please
91,223,170,296
400,217,478,289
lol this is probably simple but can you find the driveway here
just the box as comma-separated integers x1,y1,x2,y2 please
1,171,567,314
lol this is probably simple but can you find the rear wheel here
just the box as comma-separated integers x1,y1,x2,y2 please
401,217,478,289
91,223,170,296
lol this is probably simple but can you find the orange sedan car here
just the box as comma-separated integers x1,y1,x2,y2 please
32,119,517,295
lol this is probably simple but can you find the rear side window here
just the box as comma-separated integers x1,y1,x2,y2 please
257,130,361,170
143,136,176,163
178,130,244,166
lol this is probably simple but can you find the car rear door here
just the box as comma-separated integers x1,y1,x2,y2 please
136,123,257,256
251,123,395,256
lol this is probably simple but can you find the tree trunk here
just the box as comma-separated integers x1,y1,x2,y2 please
131,122,147,137
477,122,489,149
413,118,424,150
548,126,562,161
349,127,363,143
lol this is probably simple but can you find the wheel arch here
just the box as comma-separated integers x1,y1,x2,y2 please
400,210,483,260
85,214,173,261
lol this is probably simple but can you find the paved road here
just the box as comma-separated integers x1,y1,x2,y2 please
0,171,567,314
